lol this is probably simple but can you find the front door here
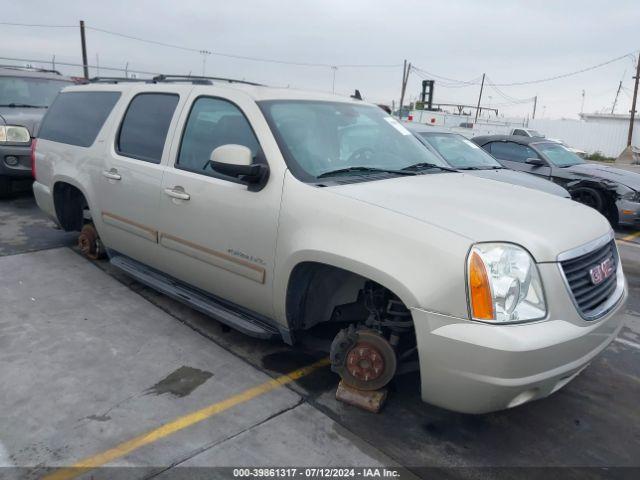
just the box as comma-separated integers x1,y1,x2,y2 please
94,90,183,269
488,141,552,178
157,92,283,318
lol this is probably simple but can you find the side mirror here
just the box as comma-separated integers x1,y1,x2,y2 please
525,157,546,166
209,144,268,185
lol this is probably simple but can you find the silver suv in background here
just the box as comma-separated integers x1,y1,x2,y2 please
33,77,626,413
0,66,74,196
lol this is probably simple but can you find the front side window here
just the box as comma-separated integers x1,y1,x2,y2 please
489,142,539,163
259,100,446,181
512,129,526,136
419,133,501,169
38,91,121,147
177,97,260,176
536,142,584,167
0,76,71,107
117,93,179,164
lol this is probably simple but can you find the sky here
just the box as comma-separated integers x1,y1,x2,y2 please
2,0,638,119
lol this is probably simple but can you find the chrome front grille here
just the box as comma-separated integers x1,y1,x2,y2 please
559,239,620,319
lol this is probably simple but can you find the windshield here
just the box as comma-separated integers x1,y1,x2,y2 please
418,132,502,169
536,142,584,167
0,76,71,107
260,100,447,180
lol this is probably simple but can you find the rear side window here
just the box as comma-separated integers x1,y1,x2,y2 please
38,91,120,147
488,141,538,163
117,93,179,164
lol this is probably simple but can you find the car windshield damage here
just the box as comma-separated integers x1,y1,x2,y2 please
536,142,585,167
419,132,503,170
0,77,71,108
259,100,449,181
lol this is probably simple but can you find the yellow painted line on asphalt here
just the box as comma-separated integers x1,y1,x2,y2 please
44,357,331,480
621,230,640,242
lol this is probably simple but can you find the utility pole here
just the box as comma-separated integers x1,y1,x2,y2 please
532,95,537,119
51,54,56,71
474,73,485,123
124,62,129,79
199,50,211,76
79,20,89,79
398,60,411,119
628,52,640,147
611,81,623,114
331,66,338,93
96,53,100,76
580,89,586,115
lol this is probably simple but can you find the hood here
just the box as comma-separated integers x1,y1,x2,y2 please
566,162,640,191
330,173,611,262
468,169,570,197
0,107,46,136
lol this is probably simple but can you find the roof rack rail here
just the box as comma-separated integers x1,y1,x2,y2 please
88,77,150,84
0,64,61,75
152,74,263,86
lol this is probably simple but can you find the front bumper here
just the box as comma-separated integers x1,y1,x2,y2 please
412,263,627,414
0,143,32,179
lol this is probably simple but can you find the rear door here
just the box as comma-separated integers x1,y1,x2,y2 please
156,88,284,318
486,141,551,178
93,87,187,269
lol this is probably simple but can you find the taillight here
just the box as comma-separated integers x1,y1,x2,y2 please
31,138,37,179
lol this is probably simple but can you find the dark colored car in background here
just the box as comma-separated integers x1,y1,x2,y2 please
0,66,74,196
472,135,640,226
405,123,570,198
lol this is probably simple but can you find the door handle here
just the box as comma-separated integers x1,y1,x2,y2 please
102,169,121,181
164,187,190,201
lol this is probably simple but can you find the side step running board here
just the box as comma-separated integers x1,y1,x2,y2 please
110,254,281,340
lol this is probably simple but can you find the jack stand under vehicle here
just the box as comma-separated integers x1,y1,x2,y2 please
335,380,388,413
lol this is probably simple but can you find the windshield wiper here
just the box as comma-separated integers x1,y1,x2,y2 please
457,166,502,171
402,162,457,172
0,103,48,108
317,166,416,179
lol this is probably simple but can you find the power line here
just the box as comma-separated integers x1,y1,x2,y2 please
0,55,161,76
0,21,76,28
489,52,637,86
1,21,402,69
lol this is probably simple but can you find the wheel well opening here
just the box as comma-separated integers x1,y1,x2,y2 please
53,182,89,232
286,262,412,332
286,262,418,388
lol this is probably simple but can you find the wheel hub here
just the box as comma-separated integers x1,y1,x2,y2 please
346,342,385,382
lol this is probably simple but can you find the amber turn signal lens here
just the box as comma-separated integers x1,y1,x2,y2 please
468,251,495,320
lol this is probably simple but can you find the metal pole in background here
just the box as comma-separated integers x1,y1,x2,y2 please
474,73,485,123
611,81,622,114
627,52,640,147
532,95,537,119
331,66,338,93
79,20,89,79
399,60,411,119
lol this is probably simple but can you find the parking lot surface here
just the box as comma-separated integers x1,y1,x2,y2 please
1,194,640,479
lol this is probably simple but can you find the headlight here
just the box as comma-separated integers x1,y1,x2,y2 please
621,189,640,203
0,125,31,143
467,243,546,323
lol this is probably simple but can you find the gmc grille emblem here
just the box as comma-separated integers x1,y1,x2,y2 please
589,257,615,286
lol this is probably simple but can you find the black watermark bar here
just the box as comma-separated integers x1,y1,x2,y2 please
2,466,639,480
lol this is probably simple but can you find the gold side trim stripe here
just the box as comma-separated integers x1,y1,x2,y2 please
102,211,158,243
100,213,266,283
160,233,266,284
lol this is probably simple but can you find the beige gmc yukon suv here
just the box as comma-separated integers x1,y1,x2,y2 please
33,76,627,413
